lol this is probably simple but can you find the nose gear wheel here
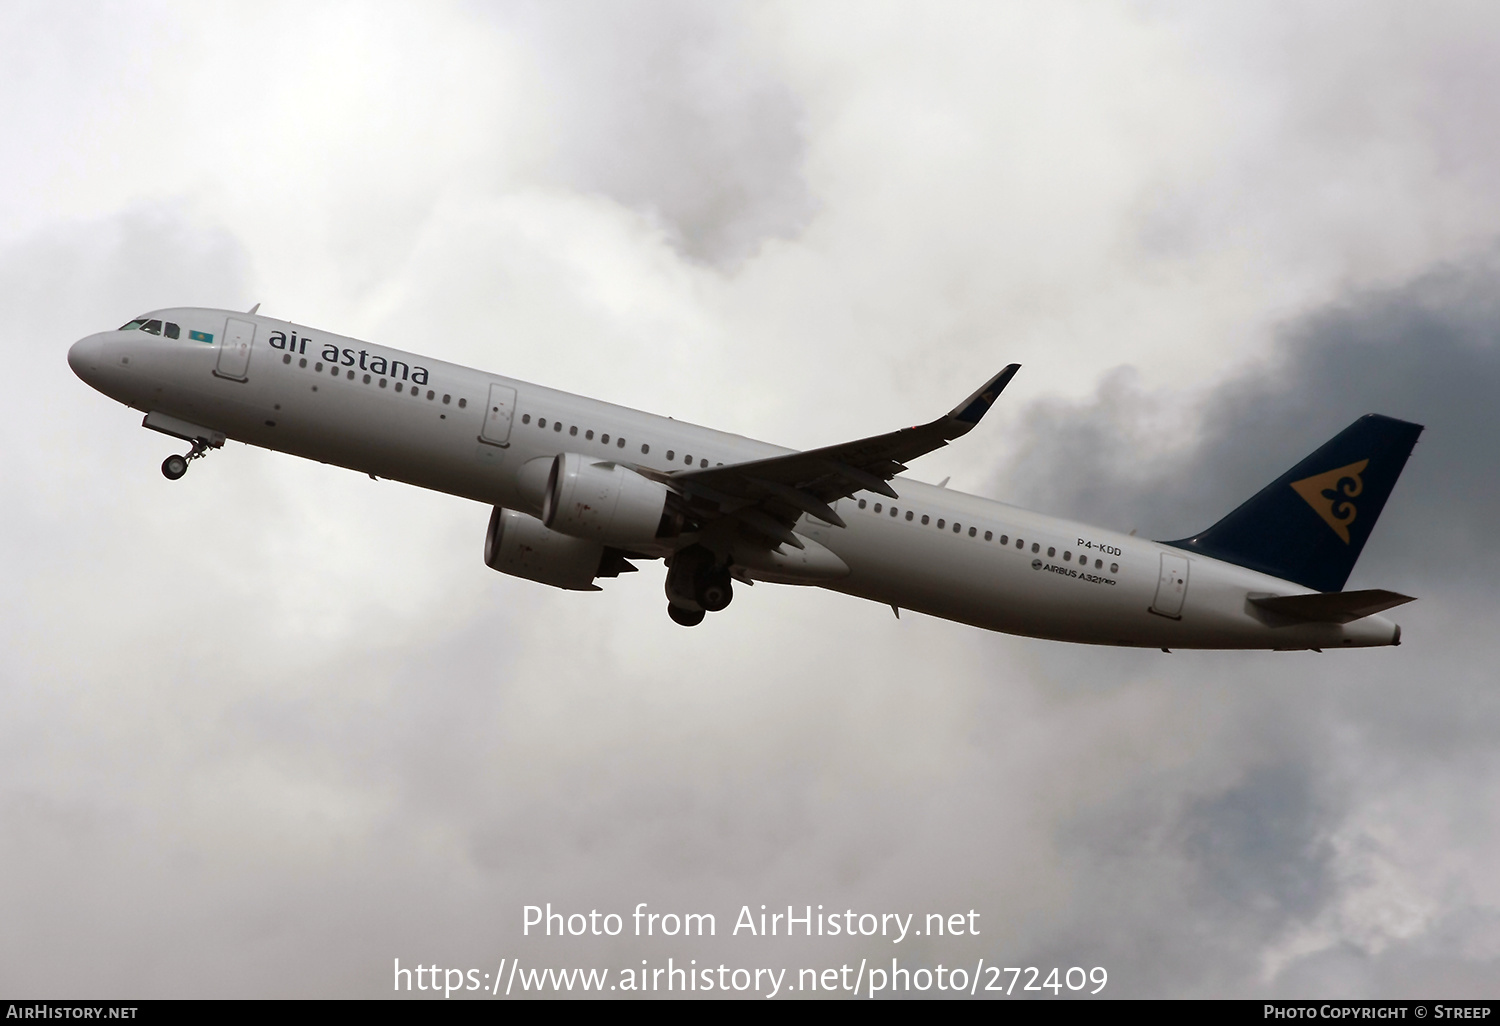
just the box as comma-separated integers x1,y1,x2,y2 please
161,439,212,480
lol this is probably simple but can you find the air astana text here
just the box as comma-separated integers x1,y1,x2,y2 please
268,330,430,385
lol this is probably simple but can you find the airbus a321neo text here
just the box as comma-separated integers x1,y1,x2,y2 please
68,308,1423,649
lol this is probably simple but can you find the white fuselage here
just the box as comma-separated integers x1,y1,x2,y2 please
67,308,1403,650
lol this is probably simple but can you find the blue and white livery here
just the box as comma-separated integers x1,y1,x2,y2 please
68,308,1422,649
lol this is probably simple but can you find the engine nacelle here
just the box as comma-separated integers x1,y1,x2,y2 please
542,452,669,546
484,507,605,591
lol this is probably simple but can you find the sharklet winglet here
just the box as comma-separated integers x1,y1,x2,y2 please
947,364,1021,430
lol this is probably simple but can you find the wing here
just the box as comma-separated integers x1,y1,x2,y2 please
666,365,1020,548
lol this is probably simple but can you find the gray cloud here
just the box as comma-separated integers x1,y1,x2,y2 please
998,251,1500,587
503,0,814,266
989,251,1500,996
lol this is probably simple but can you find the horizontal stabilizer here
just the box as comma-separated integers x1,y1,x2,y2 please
1248,589,1415,624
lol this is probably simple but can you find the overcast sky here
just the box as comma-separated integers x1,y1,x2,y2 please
3,0,1499,999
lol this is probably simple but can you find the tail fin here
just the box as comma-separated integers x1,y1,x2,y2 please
1164,414,1423,592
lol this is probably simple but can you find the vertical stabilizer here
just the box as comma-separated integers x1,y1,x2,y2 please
1165,414,1423,592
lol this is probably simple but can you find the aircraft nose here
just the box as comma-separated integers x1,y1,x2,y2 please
68,334,104,382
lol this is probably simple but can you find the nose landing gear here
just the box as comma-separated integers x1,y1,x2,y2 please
665,544,735,627
160,439,211,480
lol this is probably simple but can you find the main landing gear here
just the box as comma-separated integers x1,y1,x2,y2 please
668,604,706,627
161,439,211,480
664,544,734,627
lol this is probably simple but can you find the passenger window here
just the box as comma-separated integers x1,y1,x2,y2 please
570,426,578,436
586,430,595,440
618,438,626,448
521,414,531,424
601,433,610,444
315,362,323,371
905,511,914,521
538,417,547,428
395,381,403,392
969,527,977,537
874,503,883,513
953,523,961,533
890,507,898,517
443,394,452,404
641,444,649,454
984,531,992,541
363,374,372,384
299,358,307,368
380,378,388,387
1031,542,1040,553
937,519,945,529
283,354,291,364
347,370,355,379
555,422,563,432
699,458,707,467
999,535,1008,545
666,450,675,460
921,515,929,525
427,390,435,400
858,499,867,509
1050,547,1057,558
1015,538,1023,549
684,454,692,464
458,399,467,408
1110,562,1119,573
1095,559,1103,569
164,323,180,339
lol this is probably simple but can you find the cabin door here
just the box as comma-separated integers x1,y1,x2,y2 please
480,383,517,446
1151,552,1190,618
214,318,255,381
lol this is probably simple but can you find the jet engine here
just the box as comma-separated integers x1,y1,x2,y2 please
542,452,671,547
485,506,608,591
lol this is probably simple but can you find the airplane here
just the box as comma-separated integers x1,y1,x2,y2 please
67,307,1423,650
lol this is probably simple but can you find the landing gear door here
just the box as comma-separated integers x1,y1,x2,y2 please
214,318,255,381
480,383,517,446
1151,552,1190,619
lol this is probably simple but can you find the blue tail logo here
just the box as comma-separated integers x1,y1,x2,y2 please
1290,459,1367,544
1164,414,1422,593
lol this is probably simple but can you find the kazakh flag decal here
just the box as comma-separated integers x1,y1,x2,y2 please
189,330,214,343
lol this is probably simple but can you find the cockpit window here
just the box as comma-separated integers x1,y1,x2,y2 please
119,318,183,338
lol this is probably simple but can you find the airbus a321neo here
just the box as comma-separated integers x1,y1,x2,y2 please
68,308,1423,650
